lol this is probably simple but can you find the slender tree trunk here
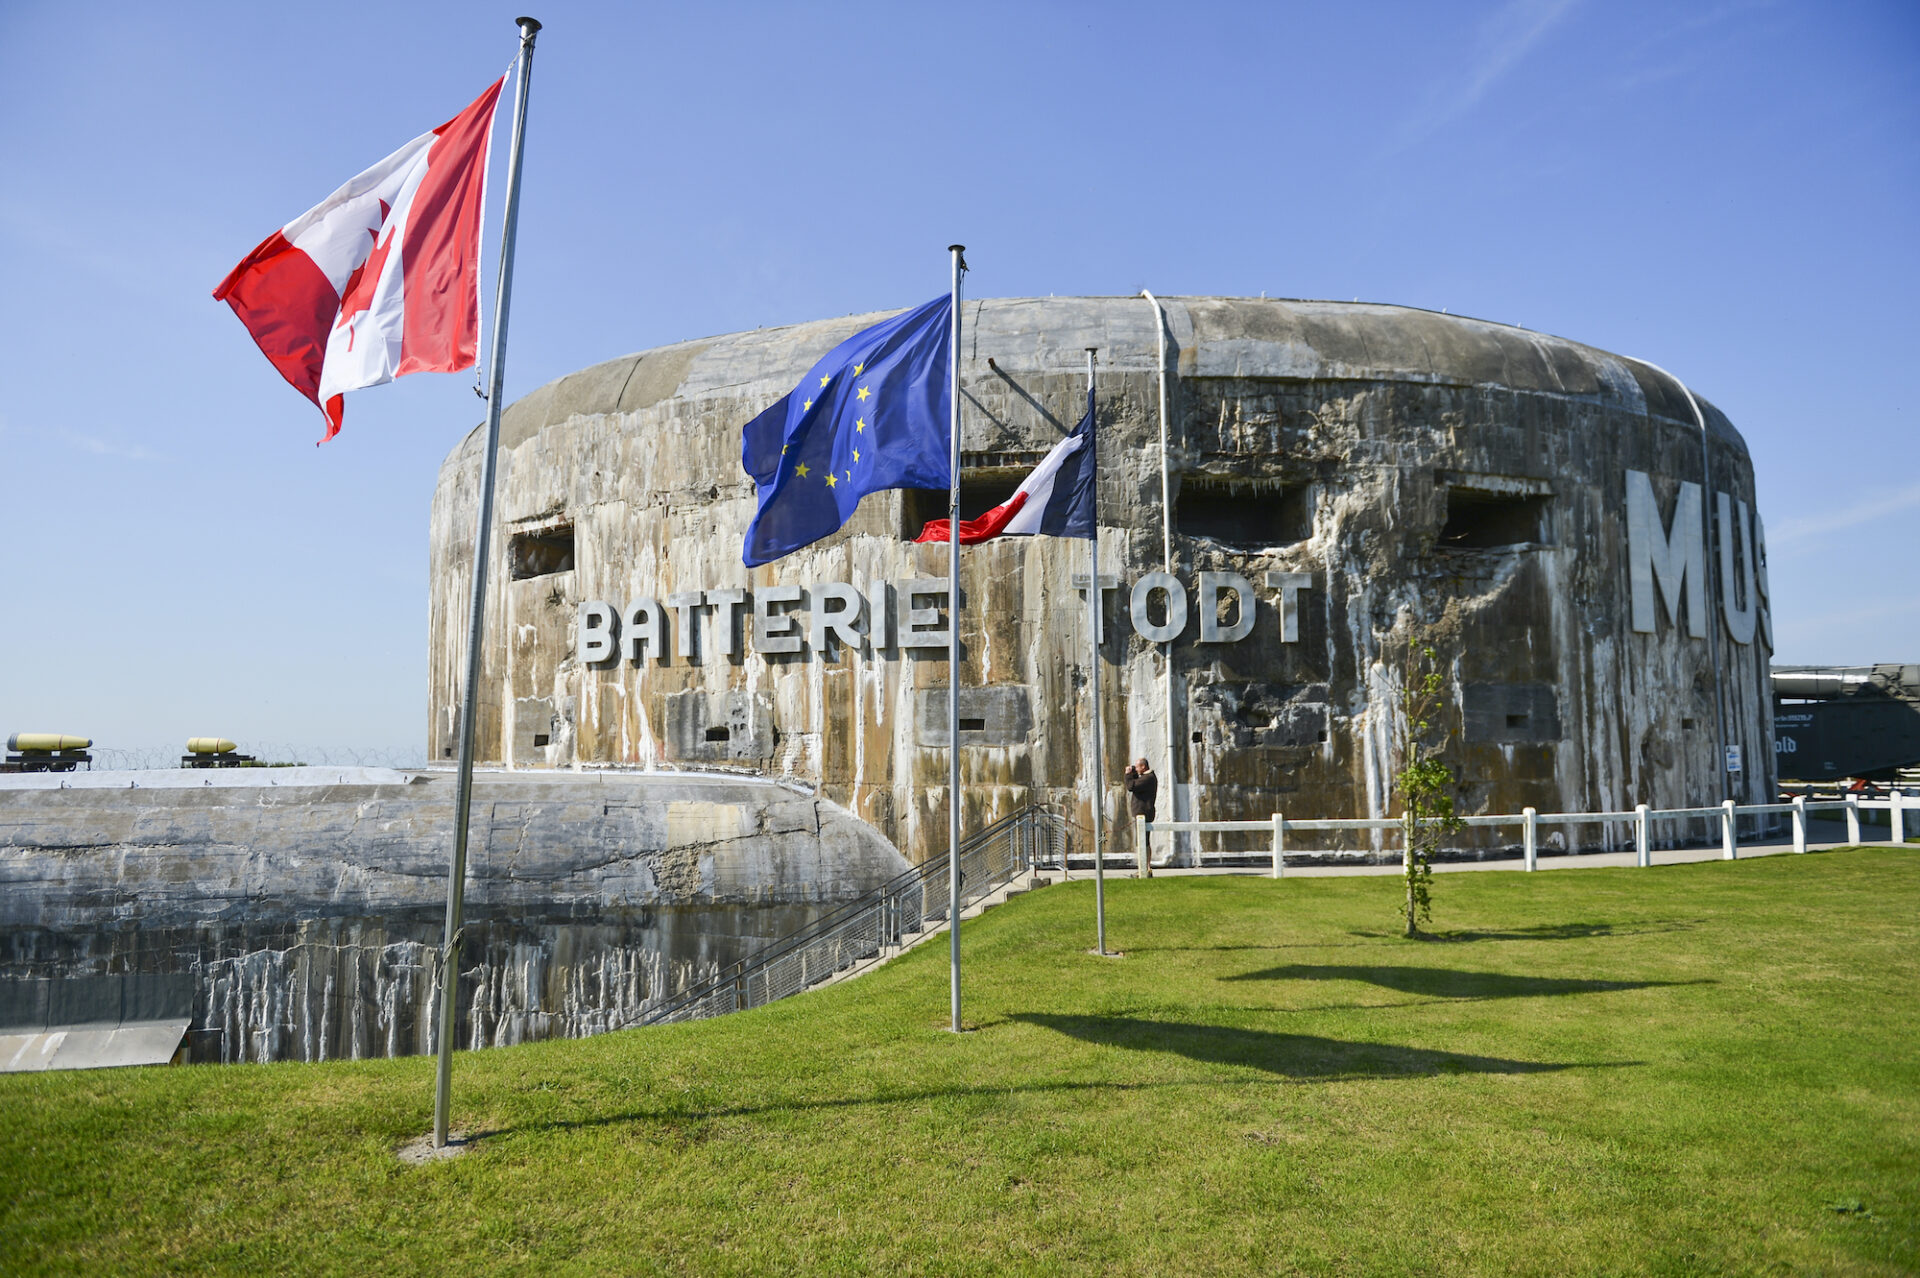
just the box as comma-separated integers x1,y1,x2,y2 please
1403,809,1418,937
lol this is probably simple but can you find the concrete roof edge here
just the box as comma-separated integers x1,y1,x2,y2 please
439,297,1745,471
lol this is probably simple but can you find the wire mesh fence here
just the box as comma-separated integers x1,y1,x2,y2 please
640,805,1066,1027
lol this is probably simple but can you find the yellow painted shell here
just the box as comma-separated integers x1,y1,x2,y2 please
185,738,239,755
7,734,91,752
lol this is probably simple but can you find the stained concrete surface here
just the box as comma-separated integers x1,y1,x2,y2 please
428,297,1775,866
0,769,907,1063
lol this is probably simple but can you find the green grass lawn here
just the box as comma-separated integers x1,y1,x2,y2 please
4,850,1916,1276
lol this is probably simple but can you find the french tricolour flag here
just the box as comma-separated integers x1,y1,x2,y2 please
213,78,503,442
916,401,1097,544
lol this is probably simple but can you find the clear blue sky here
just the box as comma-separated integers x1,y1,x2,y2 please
2,0,1914,761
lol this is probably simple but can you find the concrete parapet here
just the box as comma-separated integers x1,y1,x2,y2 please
0,770,907,1064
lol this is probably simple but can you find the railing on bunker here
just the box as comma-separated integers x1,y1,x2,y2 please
1144,792,1915,877
638,805,1067,1027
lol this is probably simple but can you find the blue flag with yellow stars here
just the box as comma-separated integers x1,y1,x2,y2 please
741,295,952,566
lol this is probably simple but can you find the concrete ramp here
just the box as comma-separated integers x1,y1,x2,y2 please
0,973,196,1071
3,1021,189,1072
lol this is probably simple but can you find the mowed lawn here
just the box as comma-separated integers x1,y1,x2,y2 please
4,851,1916,1276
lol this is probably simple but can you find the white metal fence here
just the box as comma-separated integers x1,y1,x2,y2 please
1141,793,1913,878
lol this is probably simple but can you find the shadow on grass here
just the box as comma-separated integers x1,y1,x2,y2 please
1009,1013,1627,1079
498,1024,1632,1141
1220,964,1712,1001
1127,944,1333,954
1088,921,1702,957
1346,920,1702,943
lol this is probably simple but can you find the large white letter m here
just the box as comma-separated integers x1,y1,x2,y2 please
1626,469,1706,637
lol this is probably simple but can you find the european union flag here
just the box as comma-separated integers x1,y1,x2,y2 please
741,296,952,566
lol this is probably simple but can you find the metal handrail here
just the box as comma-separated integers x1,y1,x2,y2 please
638,805,1066,1027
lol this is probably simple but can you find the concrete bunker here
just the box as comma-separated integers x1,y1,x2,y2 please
429,297,1776,862
0,769,909,1064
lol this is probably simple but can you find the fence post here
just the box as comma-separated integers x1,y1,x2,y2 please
1892,790,1907,845
1523,807,1538,872
1721,799,1738,860
1635,803,1650,868
1792,795,1807,854
1846,795,1861,845
1271,813,1284,879
1135,814,1151,878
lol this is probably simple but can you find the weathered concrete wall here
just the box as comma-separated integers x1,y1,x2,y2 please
0,769,907,1062
428,297,1775,861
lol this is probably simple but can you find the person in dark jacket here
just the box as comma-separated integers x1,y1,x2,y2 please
1125,758,1158,864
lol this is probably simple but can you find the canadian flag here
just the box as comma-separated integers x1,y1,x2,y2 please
214,79,504,442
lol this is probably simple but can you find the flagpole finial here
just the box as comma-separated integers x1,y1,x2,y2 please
516,16,542,36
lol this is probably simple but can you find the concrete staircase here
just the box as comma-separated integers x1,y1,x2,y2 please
809,870,1054,993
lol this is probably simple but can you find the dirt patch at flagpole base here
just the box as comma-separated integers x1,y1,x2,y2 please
396,1131,477,1164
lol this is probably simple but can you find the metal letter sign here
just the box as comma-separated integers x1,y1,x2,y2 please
577,602,614,663
1627,468,1769,648
1195,572,1256,643
1129,571,1188,644
575,570,1313,666
1626,469,1706,637
1717,492,1758,645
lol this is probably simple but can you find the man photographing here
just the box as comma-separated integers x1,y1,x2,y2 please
1124,758,1157,869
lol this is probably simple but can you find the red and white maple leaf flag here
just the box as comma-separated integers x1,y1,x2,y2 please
214,78,504,442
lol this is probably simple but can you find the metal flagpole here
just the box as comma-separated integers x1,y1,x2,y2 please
433,15,541,1151
1085,348,1106,956
1140,290,1179,866
947,244,966,1033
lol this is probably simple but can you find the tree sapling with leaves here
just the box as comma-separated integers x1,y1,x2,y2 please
1395,637,1463,937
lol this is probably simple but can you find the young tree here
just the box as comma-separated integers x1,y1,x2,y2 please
1396,637,1462,938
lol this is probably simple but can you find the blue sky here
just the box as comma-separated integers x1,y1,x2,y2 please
2,0,1914,761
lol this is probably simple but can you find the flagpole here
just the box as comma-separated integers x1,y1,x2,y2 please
1085,347,1106,956
947,244,966,1033
433,14,540,1151
1140,290,1179,866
